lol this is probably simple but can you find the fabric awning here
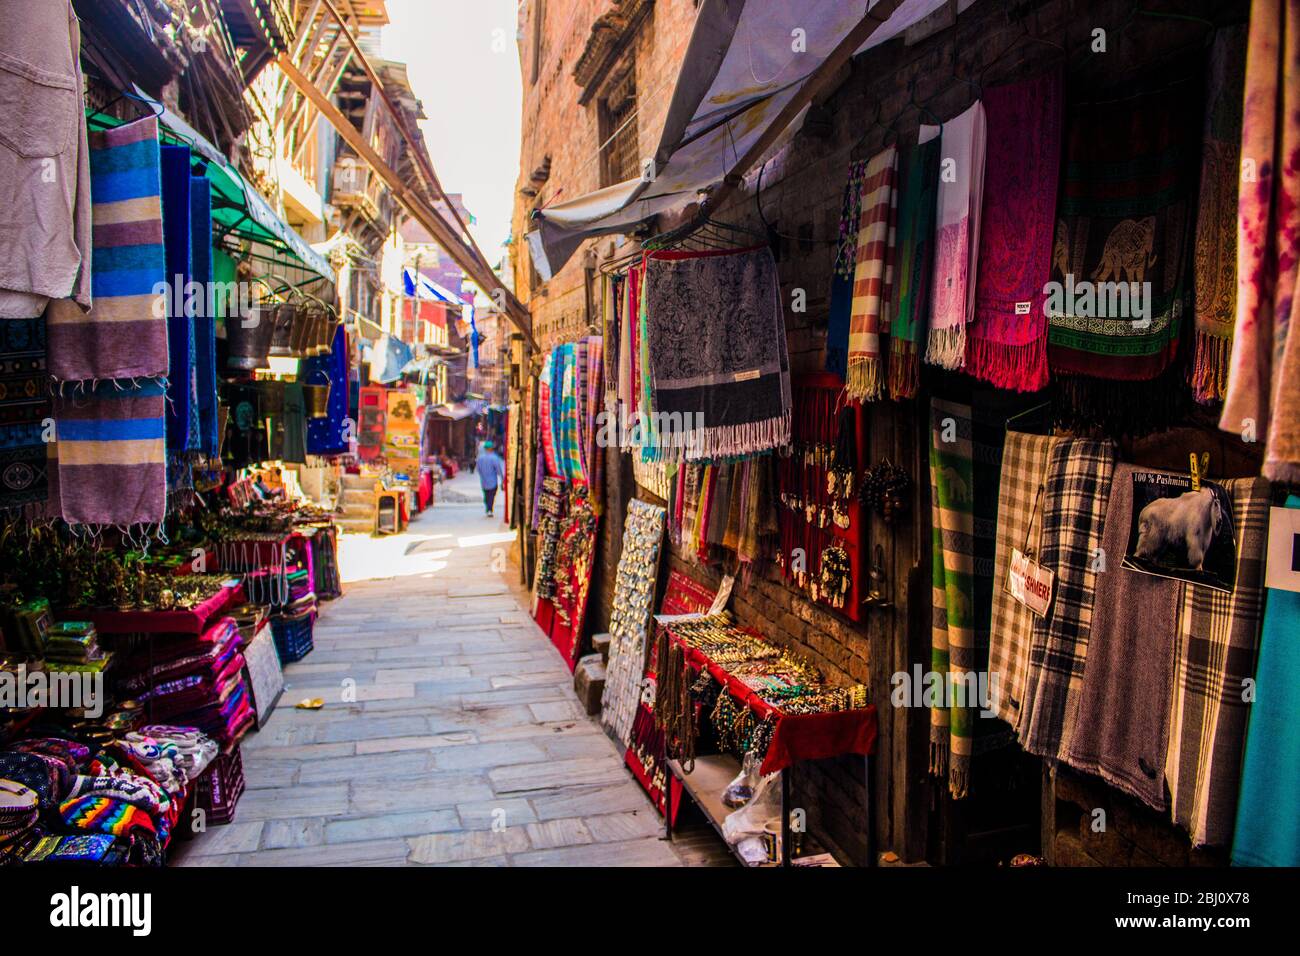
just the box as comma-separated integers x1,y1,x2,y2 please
143,87,336,282
529,0,956,275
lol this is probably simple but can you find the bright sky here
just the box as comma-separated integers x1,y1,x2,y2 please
382,0,522,262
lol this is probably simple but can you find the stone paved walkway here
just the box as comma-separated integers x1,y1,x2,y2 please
176,473,730,867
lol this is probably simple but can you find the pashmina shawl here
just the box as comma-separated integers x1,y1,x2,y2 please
987,430,1057,732
826,159,868,380
161,145,197,453
924,101,987,369
191,175,219,457
967,70,1063,391
1220,0,1300,482
1232,494,1300,866
1018,438,1116,761
889,137,940,400
1047,76,1201,434
846,146,898,401
538,349,558,476
46,116,167,382
304,324,349,456
643,246,791,460
1191,26,1247,403
0,316,51,510
1062,463,1182,810
1166,476,1270,847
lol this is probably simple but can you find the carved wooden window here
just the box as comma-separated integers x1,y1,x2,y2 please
599,66,639,187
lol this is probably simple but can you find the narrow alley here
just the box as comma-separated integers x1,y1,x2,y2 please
175,473,728,867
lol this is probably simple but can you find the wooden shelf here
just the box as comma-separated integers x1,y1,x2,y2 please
667,754,778,868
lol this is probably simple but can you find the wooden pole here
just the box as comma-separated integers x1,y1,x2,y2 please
276,53,535,347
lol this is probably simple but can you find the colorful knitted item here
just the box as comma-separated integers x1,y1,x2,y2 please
59,795,157,838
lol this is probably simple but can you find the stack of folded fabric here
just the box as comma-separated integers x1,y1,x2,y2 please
42,621,109,674
114,617,255,747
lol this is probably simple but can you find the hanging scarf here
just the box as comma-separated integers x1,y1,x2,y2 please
1191,26,1247,403
304,325,349,455
161,145,198,453
846,146,897,400
1047,75,1201,434
0,316,51,511
1232,493,1300,866
538,350,558,476
888,137,940,400
50,380,167,527
643,246,791,460
1061,464,1183,810
928,398,977,798
987,430,1057,732
1220,0,1300,482
1018,437,1116,762
966,71,1063,391
924,101,986,369
191,175,220,457
1166,476,1270,848
826,159,868,380
46,116,167,382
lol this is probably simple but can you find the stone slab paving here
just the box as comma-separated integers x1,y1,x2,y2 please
176,476,732,867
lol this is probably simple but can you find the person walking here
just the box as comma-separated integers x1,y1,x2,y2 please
475,440,505,517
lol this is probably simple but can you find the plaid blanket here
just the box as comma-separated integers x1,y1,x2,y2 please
1166,476,1270,847
643,246,790,460
1018,438,1116,761
846,146,898,401
46,116,167,382
987,431,1057,731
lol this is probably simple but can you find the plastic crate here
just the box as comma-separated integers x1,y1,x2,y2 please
193,745,245,826
270,608,315,664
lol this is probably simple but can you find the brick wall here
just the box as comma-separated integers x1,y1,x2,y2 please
519,0,1250,867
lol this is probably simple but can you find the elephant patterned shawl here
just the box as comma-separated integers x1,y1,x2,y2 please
1047,76,1202,434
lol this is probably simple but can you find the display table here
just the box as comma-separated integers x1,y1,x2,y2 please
78,580,245,635
660,619,877,867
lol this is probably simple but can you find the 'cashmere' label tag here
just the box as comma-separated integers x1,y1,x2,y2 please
1007,548,1054,618
1015,301,1032,314
732,369,761,382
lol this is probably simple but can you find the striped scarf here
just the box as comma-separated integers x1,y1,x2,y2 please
1166,476,1270,847
846,146,897,401
50,380,167,527
59,795,157,838
538,350,558,476
928,398,977,797
46,116,167,382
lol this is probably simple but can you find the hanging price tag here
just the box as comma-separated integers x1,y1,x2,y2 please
1007,548,1055,618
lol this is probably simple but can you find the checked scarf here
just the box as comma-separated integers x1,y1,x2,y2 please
1166,476,1270,848
987,430,1058,732
1018,437,1116,762
846,146,898,401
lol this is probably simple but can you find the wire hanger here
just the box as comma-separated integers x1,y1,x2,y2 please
1005,401,1053,434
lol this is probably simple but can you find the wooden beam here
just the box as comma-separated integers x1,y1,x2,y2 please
317,0,478,254
699,0,904,218
283,23,350,144
276,53,535,347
